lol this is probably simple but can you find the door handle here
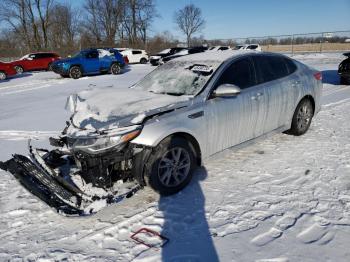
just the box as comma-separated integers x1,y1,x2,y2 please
292,81,301,87
251,92,263,100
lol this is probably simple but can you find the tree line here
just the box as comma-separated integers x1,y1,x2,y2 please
0,1,208,58
0,0,162,57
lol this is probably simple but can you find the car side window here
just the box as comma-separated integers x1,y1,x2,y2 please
29,54,37,59
86,51,98,59
284,58,297,74
132,50,142,55
215,57,256,89
254,55,289,84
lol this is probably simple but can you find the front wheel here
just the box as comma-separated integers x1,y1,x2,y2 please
289,98,314,136
69,66,82,79
145,137,196,196
140,58,147,64
0,71,6,80
110,63,121,75
14,66,24,74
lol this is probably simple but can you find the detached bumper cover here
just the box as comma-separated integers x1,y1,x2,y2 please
0,149,142,216
1,154,83,215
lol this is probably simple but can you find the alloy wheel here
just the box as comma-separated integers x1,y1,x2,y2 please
15,66,23,74
111,64,121,74
157,147,191,188
0,72,6,80
296,102,313,131
70,67,82,79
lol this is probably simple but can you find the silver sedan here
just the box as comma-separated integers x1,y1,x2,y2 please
0,51,323,214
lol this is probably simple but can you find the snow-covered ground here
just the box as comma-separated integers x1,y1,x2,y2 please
0,53,350,261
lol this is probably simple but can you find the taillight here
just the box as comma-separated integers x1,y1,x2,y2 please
123,56,129,64
314,72,322,81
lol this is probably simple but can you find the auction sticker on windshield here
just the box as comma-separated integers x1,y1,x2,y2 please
188,64,213,74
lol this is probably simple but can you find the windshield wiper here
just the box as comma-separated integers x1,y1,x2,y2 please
149,91,185,96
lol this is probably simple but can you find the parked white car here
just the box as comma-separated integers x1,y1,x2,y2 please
120,49,149,64
235,44,262,51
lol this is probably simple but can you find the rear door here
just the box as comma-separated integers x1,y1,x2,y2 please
252,55,297,134
204,56,262,155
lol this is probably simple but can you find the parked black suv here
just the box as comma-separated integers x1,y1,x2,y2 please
162,46,208,63
339,52,350,85
149,47,186,66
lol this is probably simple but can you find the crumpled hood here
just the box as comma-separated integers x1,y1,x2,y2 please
67,87,191,131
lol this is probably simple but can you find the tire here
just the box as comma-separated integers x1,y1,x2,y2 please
110,63,121,75
340,76,350,85
289,98,314,136
47,63,53,71
0,71,6,80
140,58,147,64
69,66,82,79
14,66,24,74
145,137,197,196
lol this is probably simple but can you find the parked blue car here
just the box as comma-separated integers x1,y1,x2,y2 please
52,48,127,79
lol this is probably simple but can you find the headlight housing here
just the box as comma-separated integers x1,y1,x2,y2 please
72,129,141,154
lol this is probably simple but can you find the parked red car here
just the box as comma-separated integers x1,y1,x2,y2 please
0,61,17,80
11,52,61,73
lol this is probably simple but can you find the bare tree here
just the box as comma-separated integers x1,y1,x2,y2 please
174,4,205,47
119,0,157,47
0,0,54,51
84,0,124,46
50,3,81,55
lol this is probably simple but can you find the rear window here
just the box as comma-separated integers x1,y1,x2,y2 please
254,55,290,84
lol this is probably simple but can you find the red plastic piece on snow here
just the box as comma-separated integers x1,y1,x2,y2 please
131,228,169,248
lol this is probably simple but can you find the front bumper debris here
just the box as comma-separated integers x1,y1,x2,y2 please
0,144,142,216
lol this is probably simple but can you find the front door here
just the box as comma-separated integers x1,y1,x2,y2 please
204,57,263,156
83,50,100,73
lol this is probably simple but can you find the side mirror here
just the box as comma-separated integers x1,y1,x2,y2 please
212,84,241,98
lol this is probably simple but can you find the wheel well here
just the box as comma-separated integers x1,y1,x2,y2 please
169,132,202,166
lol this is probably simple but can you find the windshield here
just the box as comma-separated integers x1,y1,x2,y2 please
133,60,219,96
20,54,29,60
174,50,189,56
72,51,84,58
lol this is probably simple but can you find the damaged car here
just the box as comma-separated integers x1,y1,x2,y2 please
0,51,322,215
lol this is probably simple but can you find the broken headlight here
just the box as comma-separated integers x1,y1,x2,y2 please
72,129,141,154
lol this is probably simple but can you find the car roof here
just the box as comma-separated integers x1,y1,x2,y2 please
174,50,285,64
